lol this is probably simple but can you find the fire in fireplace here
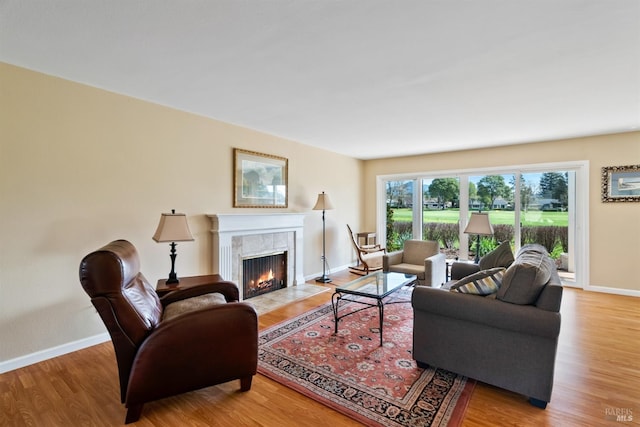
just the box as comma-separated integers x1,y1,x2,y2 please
242,251,287,299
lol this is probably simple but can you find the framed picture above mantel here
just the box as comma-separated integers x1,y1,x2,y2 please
233,148,288,208
601,164,640,202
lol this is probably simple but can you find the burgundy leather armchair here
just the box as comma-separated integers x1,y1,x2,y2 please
79,240,258,424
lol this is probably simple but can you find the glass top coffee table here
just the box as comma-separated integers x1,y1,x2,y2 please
331,271,416,346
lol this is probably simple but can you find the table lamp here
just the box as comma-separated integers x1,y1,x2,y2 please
152,209,194,284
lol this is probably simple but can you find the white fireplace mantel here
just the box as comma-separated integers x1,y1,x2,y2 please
208,213,306,299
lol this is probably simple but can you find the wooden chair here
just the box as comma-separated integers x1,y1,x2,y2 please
347,224,386,275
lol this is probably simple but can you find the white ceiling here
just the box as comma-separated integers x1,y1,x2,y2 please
1,1,639,159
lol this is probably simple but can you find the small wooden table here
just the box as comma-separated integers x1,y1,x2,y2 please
156,274,226,296
356,231,377,246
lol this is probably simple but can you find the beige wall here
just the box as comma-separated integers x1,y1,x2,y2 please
0,63,362,363
363,132,640,291
2,62,638,367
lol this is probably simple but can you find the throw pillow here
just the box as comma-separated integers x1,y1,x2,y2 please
479,240,515,270
450,267,505,296
516,243,549,258
497,247,555,305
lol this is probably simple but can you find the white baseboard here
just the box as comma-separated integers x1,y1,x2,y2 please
584,284,640,298
304,264,350,283
0,333,110,374
1,265,349,375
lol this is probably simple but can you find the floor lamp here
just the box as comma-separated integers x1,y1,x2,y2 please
313,191,334,283
464,212,494,263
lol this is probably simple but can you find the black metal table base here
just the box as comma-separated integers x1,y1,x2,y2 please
331,291,410,346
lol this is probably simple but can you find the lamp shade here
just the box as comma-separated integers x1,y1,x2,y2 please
463,212,494,236
152,211,194,242
312,192,334,211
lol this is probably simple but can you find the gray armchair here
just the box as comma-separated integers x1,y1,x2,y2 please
383,239,446,287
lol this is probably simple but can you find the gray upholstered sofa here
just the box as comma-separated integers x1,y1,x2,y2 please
411,244,563,408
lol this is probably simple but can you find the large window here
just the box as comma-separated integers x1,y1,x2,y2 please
379,162,585,287
422,177,460,258
385,179,416,251
467,173,516,261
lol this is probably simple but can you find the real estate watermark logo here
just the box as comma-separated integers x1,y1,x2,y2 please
605,407,633,423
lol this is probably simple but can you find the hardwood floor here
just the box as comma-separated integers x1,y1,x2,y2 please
1,270,638,426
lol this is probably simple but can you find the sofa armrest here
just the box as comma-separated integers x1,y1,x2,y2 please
411,286,560,338
536,277,563,312
450,262,481,280
383,250,404,271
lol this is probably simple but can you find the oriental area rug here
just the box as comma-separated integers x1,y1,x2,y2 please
257,288,475,426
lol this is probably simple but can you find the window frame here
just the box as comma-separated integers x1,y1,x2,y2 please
376,160,588,288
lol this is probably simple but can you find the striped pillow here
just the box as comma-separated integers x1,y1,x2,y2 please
450,267,505,296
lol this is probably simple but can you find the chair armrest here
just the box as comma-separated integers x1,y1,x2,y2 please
450,262,481,280
149,302,257,347
159,281,240,306
383,250,404,270
411,286,560,338
128,303,258,401
146,302,257,363
424,253,447,287
361,245,386,254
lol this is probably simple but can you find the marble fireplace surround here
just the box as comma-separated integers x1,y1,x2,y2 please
208,213,306,301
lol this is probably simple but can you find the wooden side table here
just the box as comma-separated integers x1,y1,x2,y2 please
356,231,377,246
156,274,226,296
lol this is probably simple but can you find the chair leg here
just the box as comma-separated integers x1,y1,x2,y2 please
240,376,253,391
125,403,144,424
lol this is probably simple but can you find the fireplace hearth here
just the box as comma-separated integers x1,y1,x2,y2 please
243,252,287,299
